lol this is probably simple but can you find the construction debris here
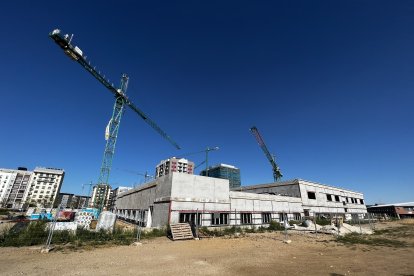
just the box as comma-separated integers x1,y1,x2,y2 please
292,220,373,236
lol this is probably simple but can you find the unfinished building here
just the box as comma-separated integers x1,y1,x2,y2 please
115,173,366,228
234,179,367,220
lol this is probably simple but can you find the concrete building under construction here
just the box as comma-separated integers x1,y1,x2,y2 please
114,173,367,228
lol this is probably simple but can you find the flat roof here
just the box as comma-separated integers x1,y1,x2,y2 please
368,202,414,208
234,178,362,194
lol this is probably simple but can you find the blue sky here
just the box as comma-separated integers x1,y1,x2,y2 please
0,1,413,204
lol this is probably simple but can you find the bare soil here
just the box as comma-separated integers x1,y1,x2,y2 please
0,220,413,276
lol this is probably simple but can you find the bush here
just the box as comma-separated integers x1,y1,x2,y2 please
0,221,48,247
337,232,407,248
142,227,167,239
0,209,9,216
268,220,284,231
244,226,257,233
315,218,331,226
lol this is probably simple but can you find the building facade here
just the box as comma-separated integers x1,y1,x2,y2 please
91,184,112,209
0,167,64,209
200,163,241,188
367,202,414,219
115,174,367,228
155,157,194,178
56,193,74,208
71,195,90,209
27,167,65,208
56,193,91,209
234,179,367,220
108,186,132,211
115,173,303,228
0,168,33,209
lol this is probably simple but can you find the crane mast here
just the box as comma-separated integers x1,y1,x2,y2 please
49,29,180,209
250,126,282,182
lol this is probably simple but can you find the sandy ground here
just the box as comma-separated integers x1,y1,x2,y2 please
0,221,413,276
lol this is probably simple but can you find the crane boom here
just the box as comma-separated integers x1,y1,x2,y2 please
250,126,283,182
49,29,181,150
49,28,180,209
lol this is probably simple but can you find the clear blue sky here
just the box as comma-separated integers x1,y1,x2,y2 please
0,1,413,204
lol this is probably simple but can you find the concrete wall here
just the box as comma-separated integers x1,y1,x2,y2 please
116,174,173,227
114,174,367,229
298,180,367,215
235,182,301,198
169,174,231,227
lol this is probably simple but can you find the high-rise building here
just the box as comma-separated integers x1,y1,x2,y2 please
0,166,64,209
0,168,33,209
91,184,112,209
56,193,91,209
27,167,65,208
200,164,241,189
155,157,194,178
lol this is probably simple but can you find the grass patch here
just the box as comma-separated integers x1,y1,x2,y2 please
0,222,168,248
199,221,284,237
337,232,407,248
0,209,10,216
372,229,393,235
315,218,331,226
0,221,48,247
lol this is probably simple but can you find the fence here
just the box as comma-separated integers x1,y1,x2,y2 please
0,210,405,248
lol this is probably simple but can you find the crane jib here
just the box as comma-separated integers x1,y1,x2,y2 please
49,29,181,150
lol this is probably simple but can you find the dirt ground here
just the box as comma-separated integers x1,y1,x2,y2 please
0,220,413,276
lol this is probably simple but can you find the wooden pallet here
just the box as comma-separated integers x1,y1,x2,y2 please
170,223,194,240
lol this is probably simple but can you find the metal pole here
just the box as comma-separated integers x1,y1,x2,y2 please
196,208,199,239
136,210,143,242
283,212,288,240
205,148,209,177
45,204,61,250
336,208,340,237
358,213,362,234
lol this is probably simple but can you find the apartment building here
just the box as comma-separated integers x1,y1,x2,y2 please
0,168,33,209
155,157,194,178
26,167,65,208
91,184,112,209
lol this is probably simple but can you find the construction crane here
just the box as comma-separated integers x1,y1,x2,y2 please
179,146,219,176
250,126,282,182
49,29,181,209
115,168,153,185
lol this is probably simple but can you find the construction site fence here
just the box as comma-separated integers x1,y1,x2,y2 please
0,211,401,248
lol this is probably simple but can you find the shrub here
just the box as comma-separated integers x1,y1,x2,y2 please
0,209,9,216
142,227,167,239
268,220,284,231
337,232,407,248
0,221,48,247
289,220,300,226
315,218,331,226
